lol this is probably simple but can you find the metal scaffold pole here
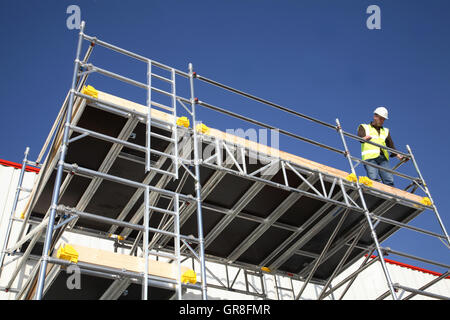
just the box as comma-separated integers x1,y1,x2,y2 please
145,60,152,173
34,21,86,300
0,147,30,280
189,63,208,300
174,193,182,300
142,186,149,300
406,144,450,247
335,118,398,300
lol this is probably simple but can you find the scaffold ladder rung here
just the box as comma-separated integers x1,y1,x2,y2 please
0,147,30,280
142,189,183,300
146,63,179,180
150,72,174,84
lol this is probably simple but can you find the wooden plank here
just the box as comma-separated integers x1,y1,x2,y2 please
54,243,190,282
93,89,424,204
97,90,175,124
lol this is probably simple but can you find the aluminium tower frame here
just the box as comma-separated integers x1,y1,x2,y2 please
32,21,208,300
1,20,449,300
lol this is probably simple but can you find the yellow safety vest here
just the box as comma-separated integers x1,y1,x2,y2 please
360,124,390,161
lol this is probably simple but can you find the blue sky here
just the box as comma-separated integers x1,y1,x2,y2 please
0,1,449,275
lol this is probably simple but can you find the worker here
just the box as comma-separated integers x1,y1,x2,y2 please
357,106,405,186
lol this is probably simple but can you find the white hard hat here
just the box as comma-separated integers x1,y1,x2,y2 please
374,106,388,119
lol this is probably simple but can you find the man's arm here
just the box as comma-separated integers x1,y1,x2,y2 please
386,132,396,157
358,125,372,141
386,132,404,160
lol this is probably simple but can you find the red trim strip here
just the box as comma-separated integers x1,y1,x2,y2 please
0,159,40,173
369,255,450,279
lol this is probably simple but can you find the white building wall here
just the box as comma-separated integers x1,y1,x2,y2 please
0,164,448,300
330,256,450,300
0,165,37,247
0,165,39,300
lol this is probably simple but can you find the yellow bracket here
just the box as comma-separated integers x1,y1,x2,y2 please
261,266,271,273
57,244,79,263
181,269,197,284
176,116,190,128
196,123,210,134
346,173,357,183
19,211,25,220
108,233,125,241
358,176,373,187
420,197,432,206
81,85,99,99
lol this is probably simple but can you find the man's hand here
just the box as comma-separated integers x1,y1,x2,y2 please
396,154,408,162
363,135,372,141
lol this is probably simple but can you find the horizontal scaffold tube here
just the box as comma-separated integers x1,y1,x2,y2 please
62,162,195,202
81,30,410,159
195,73,411,158
46,257,201,291
56,205,199,243
196,99,345,155
82,33,190,79
351,156,418,182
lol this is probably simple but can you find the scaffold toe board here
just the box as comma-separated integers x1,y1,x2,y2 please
25,89,427,284
37,264,177,300
23,243,192,299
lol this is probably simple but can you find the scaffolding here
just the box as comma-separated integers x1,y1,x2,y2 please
0,20,449,300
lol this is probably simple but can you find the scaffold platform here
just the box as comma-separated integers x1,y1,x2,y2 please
22,89,429,294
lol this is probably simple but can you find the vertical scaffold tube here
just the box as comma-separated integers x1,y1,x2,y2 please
35,21,86,300
146,60,152,173
406,144,450,247
174,194,182,300
0,147,30,280
335,118,398,300
189,63,208,300
142,186,149,300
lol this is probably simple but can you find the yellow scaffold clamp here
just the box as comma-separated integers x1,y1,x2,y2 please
358,176,373,187
108,233,125,241
181,269,197,284
345,173,357,183
261,266,271,273
57,244,79,263
81,85,99,99
196,123,210,134
176,116,190,128
420,197,432,206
